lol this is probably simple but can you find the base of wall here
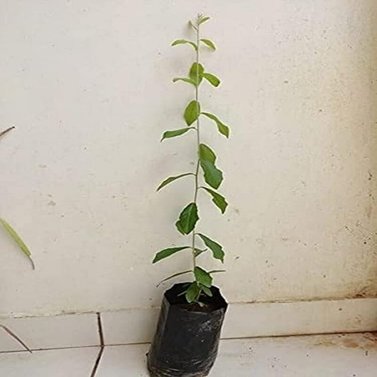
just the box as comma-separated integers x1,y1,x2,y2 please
1,298,376,352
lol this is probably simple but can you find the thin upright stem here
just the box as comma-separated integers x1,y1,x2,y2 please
191,19,201,272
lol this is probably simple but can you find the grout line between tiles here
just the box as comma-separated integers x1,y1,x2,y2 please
0,325,32,353
90,347,104,377
0,345,100,355
1,330,375,356
222,330,377,342
89,313,105,377
98,330,377,347
97,312,105,345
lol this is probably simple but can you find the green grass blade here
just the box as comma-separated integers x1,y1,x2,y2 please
0,218,34,269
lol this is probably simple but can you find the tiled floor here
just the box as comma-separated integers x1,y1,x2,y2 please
0,347,99,377
0,333,376,376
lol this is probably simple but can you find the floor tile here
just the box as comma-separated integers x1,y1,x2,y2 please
0,325,26,352
0,313,99,352
0,347,99,377
96,344,149,376
96,333,377,377
211,333,377,377
101,308,159,345
223,298,377,339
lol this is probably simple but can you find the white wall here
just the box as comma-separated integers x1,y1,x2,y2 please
0,0,376,317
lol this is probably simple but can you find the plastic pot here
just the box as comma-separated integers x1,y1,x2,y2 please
147,283,228,377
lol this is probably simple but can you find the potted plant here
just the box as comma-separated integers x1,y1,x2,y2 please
148,15,231,377
0,126,33,352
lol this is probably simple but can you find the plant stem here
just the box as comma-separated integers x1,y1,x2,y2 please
191,18,201,273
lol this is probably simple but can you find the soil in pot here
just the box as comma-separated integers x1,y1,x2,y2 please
147,283,228,377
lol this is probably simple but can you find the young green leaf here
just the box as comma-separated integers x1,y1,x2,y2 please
199,143,216,163
198,16,210,25
197,233,225,262
202,187,228,213
157,270,192,286
194,266,213,288
199,144,223,188
200,38,216,50
184,100,201,126
189,63,204,85
173,77,197,86
0,218,34,269
202,73,220,87
157,173,193,191
185,282,201,303
161,127,194,141
171,39,197,51
200,160,223,189
153,246,190,263
201,286,213,297
202,112,230,138
175,202,199,234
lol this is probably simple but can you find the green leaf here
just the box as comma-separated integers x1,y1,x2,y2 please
201,286,213,297
157,270,192,286
200,38,216,50
199,143,216,163
171,39,197,51
198,16,210,25
157,173,193,191
199,144,223,189
177,283,191,297
202,187,228,213
0,218,34,269
202,112,230,138
200,160,223,189
189,63,204,85
173,77,197,86
185,282,201,303
184,100,201,126
161,127,194,141
197,233,225,263
194,267,213,288
153,246,190,263
175,202,199,234
202,73,220,87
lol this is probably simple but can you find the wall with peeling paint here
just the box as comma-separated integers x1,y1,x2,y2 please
0,0,376,316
